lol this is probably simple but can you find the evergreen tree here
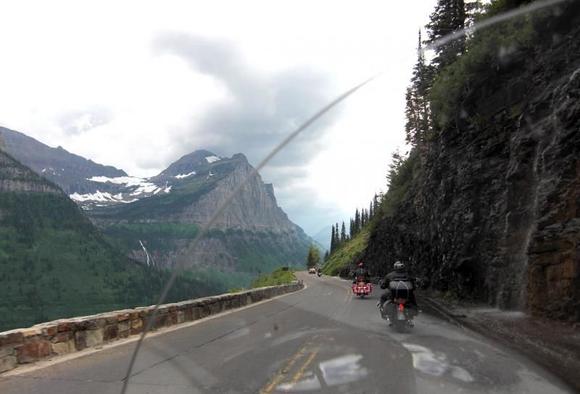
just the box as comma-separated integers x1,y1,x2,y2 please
306,245,321,268
354,209,361,235
465,0,484,28
324,250,329,262
330,225,336,253
340,222,347,243
387,150,405,187
405,30,432,150
349,218,355,238
369,200,374,220
426,0,466,71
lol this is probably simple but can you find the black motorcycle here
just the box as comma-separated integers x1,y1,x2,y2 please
378,279,417,332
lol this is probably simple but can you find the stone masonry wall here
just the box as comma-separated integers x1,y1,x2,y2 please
0,282,303,374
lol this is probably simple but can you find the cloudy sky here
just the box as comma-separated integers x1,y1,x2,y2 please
0,0,436,235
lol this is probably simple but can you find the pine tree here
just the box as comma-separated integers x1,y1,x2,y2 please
426,0,466,71
324,250,329,262
465,0,484,28
387,150,405,187
340,222,347,243
405,30,432,150
349,218,355,238
369,200,374,220
405,87,419,146
354,209,361,235
330,225,336,253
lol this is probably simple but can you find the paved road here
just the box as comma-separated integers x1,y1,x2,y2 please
0,273,571,393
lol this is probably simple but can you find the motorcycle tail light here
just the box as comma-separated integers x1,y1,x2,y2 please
398,303,404,312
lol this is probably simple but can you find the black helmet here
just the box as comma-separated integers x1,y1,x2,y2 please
394,261,405,271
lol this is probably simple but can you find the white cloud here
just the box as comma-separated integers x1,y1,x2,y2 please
0,0,436,235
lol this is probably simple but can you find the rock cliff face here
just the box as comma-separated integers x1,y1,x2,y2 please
364,7,580,321
176,154,298,232
0,151,60,194
89,152,310,272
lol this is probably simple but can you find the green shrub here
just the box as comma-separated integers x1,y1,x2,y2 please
322,229,369,276
430,12,537,129
251,268,296,288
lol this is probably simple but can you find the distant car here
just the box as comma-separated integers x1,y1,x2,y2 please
308,267,317,274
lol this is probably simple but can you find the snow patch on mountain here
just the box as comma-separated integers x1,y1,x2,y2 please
71,175,172,206
70,190,125,203
175,171,196,179
205,155,220,163
89,176,151,187
89,175,164,195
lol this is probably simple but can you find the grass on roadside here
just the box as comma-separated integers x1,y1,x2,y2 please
322,229,369,276
251,267,296,288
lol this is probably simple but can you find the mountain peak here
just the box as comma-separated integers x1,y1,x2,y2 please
1,126,127,194
180,149,217,161
231,153,250,163
154,149,222,180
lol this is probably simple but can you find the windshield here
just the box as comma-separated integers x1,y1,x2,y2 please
0,1,578,393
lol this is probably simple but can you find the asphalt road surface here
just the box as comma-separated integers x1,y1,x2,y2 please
0,273,571,393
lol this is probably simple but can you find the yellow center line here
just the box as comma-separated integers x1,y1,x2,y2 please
289,348,319,385
260,344,310,394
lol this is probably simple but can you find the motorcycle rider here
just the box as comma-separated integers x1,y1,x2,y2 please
379,261,418,319
352,262,369,284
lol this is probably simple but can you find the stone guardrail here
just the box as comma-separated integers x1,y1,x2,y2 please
0,281,303,374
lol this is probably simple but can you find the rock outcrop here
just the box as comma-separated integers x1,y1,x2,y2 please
176,154,298,232
0,151,60,194
363,5,580,321
89,152,311,271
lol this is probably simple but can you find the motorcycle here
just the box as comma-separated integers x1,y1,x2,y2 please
351,277,372,298
379,280,417,332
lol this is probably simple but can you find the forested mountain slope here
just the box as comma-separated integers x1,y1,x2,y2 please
0,150,223,331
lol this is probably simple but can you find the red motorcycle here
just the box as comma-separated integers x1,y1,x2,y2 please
352,277,372,298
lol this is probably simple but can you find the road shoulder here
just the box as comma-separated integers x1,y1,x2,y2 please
418,293,580,393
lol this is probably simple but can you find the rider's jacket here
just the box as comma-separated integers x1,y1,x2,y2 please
354,267,369,282
381,270,414,288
